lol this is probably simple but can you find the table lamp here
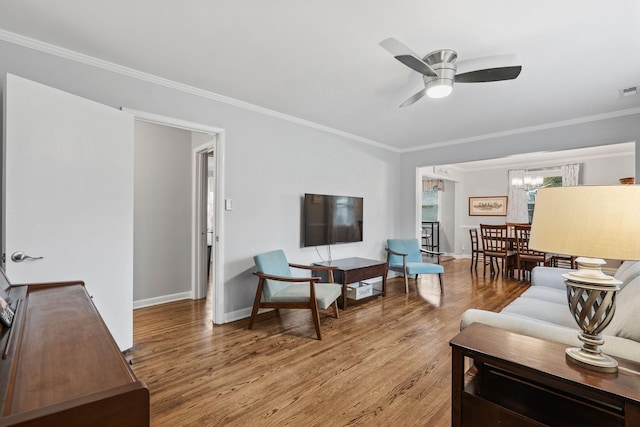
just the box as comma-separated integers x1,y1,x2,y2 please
529,185,640,373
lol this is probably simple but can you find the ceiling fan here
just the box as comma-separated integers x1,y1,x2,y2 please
380,37,522,107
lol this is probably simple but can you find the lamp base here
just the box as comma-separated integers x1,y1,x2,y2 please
562,257,621,374
566,347,618,373
563,257,619,286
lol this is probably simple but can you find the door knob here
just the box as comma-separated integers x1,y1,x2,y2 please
11,251,44,263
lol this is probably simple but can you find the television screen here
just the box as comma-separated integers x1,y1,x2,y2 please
303,193,363,247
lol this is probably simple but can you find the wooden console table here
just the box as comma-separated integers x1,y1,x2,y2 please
313,257,387,309
450,323,640,426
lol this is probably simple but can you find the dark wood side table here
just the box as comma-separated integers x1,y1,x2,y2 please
313,257,387,309
450,323,640,426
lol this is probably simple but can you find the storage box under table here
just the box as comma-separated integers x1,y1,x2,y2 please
346,282,373,300
361,277,383,291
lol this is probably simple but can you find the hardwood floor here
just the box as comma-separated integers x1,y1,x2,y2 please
131,259,529,426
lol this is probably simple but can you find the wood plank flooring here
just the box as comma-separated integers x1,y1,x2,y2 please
131,259,529,426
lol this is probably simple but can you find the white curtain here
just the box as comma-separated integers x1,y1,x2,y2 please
562,163,580,186
422,179,445,191
507,169,528,223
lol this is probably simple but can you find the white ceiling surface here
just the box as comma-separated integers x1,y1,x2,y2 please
1,1,639,152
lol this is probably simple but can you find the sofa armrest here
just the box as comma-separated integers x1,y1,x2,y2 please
530,266,575,290
460,309,640,364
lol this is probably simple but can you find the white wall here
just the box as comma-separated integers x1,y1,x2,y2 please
222,119,393,314
460,167,512,230
440,180,456,253
582,154,635,185
134,121,192,302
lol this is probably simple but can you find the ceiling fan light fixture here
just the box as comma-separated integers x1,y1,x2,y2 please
381,38,522,106
426,79,453,98
424,62,456,99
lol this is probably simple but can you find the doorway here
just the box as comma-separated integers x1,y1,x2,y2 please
126,108,225,325
194,141,217,302
419,142,636,259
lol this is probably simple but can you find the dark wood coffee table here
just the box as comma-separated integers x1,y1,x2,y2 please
313,257,387,309
450,323,640,426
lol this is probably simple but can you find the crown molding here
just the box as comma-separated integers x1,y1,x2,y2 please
0,29,398,153
433,141,635,173
401,107,640,153
1,29,638,156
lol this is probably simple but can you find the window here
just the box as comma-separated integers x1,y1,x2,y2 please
527,176,563,223
422,189,441,221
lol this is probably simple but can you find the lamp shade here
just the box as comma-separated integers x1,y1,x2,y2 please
529,185,640,261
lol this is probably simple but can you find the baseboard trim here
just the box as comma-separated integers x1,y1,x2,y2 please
224,307,252,323
222,307,276,324
133,291,193,309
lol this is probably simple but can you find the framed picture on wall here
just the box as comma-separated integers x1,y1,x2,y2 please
469,196,508,216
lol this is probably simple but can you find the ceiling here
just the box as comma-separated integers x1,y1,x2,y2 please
1,1,639,152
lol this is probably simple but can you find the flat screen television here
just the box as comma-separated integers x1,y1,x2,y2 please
303,193,363,247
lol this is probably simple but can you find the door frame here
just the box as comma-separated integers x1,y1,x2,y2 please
123,108,225,325
193,140,217,300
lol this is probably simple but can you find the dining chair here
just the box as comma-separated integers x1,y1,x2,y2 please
249,249,342,340
469,228,484,272
550,254,576,269
514,224,550,281
506,222,529,241
480,224,516,277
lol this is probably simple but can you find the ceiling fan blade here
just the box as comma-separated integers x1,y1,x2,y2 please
455,66,522,83
455,54,518,75
380,37,437,77
400,88,427,108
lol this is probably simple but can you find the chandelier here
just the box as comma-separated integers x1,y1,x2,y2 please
511,173,543,190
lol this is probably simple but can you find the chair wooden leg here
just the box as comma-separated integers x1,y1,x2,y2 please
438,273,444,293
248,304,260,330
404,271,409,293
487,256,499,276
332,300,339,319
310,301,322,340
248,279,265,330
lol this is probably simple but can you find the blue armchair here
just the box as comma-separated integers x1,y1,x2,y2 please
249,250,342,340
386,239,444,293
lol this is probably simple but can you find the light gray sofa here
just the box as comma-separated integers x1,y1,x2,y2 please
460,261,640,363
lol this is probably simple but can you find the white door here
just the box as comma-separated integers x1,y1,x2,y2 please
3,74,134,350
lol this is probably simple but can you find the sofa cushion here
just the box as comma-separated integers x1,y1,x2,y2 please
604,275,640,342
519,286,567,305
614,260,640,290
500,298,577,329
530,266,574,291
